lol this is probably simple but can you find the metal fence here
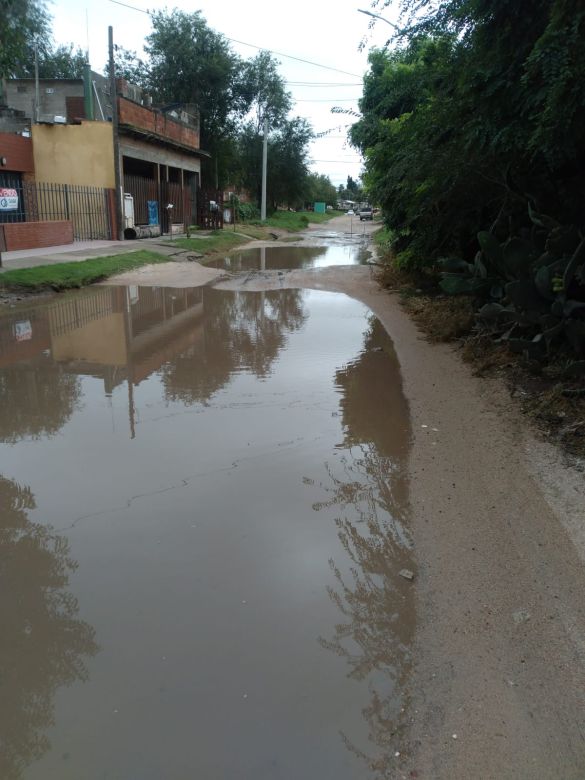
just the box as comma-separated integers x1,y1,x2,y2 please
122,175,197,232
47,287,120,338
197,188,224,230
123,174,158,226
0,180,113,241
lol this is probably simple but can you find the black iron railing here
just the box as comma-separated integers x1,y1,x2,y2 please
0,180,113,241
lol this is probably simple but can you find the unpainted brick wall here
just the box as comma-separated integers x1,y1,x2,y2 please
0,133,35,172
2,220,74,251
118,98,200,149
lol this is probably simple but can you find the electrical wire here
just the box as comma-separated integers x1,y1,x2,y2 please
295,98,359,102
311,159,362,163
107,0,362,77
285,82,362,87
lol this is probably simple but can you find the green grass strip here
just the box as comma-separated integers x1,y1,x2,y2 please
263,210,344,232
0,250,168,291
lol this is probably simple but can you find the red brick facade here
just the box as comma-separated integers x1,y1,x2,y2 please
0,134,34,173
117,98,200,150
1,220,74,251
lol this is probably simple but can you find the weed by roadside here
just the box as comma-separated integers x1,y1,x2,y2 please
240,210,344,233
173,231,250,256
375,251,585,458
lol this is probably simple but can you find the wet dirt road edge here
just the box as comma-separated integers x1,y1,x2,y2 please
107,258,585,778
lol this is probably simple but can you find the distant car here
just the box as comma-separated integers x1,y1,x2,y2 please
359,207,373,221
346,209,355,215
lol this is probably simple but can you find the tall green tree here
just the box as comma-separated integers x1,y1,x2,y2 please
145,9,242,185
1,0,88,84
235,117,313,210
36,44,87,79
0,0,51,79
111,46,149,88
304,173,337,206
236,51,292,132
353,0,585,268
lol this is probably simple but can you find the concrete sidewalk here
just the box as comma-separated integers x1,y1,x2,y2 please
0,236,188,271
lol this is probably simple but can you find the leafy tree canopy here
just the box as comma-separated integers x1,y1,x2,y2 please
234,118,313,210
145,9,242,153
304,173,338,206
352,0,585,267
236,50,292,132
0,0,51,79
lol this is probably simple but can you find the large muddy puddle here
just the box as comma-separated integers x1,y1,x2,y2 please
211,243,371,272
0,283,412,779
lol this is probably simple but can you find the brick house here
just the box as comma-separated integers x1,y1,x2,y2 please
0,72,211,250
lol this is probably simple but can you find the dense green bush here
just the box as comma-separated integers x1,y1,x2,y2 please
352,0,585,354
353,2,585,264
233,200,261,222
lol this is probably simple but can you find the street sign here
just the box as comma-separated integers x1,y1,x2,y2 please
0,188,18,210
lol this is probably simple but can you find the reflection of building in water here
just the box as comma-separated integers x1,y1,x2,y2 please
0,286,204,439
48,286,204,393
0,285,306,441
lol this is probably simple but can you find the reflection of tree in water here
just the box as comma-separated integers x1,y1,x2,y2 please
0,360,80,444
313,317,413,776
162,287,307,404
220,245,328,271
0,477,98,780
335,316,409,460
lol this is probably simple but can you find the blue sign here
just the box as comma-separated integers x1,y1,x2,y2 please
147,200,159,225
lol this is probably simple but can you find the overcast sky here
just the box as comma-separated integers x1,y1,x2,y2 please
49,0,399,187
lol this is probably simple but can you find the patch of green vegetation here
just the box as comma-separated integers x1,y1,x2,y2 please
174,230,251,254
231,225,275,240
269,210,343,231
0,251,167,292
373,226,393,249
240,210,344,233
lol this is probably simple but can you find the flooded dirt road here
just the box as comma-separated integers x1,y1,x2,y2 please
0,278,413,779
2,215,585,779
210,243,371,272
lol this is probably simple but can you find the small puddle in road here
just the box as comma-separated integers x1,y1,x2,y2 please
0,283,413,779
210,242,372,272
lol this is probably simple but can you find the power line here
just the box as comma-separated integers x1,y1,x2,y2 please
295,98,359,103
285,82,362,87
107,0,362,77
223,38,362,78
311,159,362,163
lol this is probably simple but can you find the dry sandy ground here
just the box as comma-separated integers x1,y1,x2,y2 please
108,245,585,777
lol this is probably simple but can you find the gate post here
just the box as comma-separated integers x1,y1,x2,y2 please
0,224,6,267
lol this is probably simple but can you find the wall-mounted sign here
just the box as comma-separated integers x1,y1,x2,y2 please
0,188,18,211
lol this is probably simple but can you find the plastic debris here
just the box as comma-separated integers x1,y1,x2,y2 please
399,568,415,581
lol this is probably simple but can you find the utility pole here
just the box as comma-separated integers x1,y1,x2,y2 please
34,42,40,124
108,26,124,240
261,118,268,221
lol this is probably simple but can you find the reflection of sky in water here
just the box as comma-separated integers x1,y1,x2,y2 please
0,285,412,780
213,243,371,271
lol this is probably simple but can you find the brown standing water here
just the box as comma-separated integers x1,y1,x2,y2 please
0,282,413,779
210,242,372,271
